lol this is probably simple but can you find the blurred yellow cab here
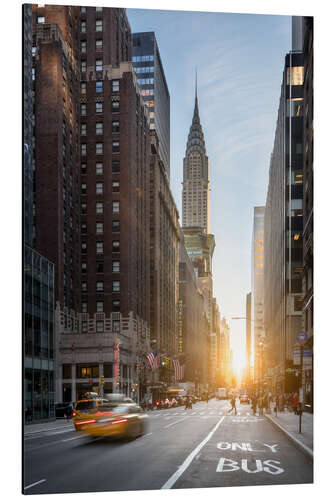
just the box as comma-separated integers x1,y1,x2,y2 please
73,398,148,439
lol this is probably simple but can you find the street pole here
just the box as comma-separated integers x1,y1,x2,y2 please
299,343,304,433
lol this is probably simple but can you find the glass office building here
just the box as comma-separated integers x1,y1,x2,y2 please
24,245,55,422
132,32,170,180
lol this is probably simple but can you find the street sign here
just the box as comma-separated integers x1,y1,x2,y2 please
297,332,308,344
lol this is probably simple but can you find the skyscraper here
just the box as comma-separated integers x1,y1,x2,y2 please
251,206,265,385
181,80,215,386
132,32,170,180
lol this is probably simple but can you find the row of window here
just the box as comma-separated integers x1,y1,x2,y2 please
81,121,120,135
134,66,154,74
81,240,120,253
81,101,119,115
81,181,119,195
81,162,119,175
81,300,120,313
81,261,120,273
81,20,103,33
82,281,120,292
137,78,154,85
81,142,120,155
80,7,103,13
81,39,103,53
132,55,154,62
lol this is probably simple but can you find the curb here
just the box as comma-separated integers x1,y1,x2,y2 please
264,413,313,460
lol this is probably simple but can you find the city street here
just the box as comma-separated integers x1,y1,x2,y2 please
24,399,313,494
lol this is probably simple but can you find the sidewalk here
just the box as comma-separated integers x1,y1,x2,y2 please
24,418,74,436
264,408,313,459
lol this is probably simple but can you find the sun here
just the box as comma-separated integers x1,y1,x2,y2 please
232,351,246,378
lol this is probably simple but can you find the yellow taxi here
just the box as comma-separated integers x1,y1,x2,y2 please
73,397,148,439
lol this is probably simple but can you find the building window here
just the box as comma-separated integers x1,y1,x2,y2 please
96,281,104,292
112,281,120,292
97,301,104,312
96,19,103,31
96,80,103,93
80,82,86,94
112,261,120,273
112,300,120,311
96,321,104,333
112,162,120,173
96,261,104,273
96,202,103,214
82,302,87,313
96,222,103,234
112,141,120,153
96,142,103,154
112,241,120,252
96,39,103,50
81,262,87,273
81,21,86,33
96,242,103,254
81,41,86,54
81,103,86,116
80,7,86,13
96,183,103,194
37,16,45,23
81,321,88,333
81,183,87,194
112,80,120,92
81,203,87,214
112,220,120,232
112,181,120,192
112,100,120,112
81,60,87,73
81,144,87,156
112,320,120,332
112,121,120,133
81,163,87,175
112,201,120,213
95,59,103,71
96,122,103,135
82,282,87,292
81,124,87,136
81,223,87,233
96,162,103,175
96,102,103,114
81,242,87,253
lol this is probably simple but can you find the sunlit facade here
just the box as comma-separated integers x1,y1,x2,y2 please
251,206,265,387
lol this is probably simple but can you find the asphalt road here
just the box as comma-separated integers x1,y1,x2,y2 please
23,399,313,494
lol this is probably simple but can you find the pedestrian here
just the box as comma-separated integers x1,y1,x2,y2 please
148,396,153,411
228,395,236,415
66,402,73,420
293,392,299,414
206,393,209,403
275,394,279,416
251,395,257,415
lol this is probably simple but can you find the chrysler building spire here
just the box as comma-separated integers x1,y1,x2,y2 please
182,76,210,233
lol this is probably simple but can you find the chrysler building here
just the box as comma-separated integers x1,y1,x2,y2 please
182,79,210,233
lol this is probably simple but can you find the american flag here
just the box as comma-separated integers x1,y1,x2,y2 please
173,359,184,381
146,350,158,369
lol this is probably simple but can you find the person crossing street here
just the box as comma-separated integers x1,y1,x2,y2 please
228,394,237,415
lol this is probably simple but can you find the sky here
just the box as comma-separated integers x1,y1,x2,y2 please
126,5,291,365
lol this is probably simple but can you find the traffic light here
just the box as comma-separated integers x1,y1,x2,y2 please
161,357,170,367
100,375,104,385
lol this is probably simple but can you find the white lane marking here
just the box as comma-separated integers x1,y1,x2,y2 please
48,428,74,436
164,417,188,429
199,412,205,415
191,412,197,415
161,416,225,489
61,434,87,442
24,479,46,490
24,425,73,436
141,432,153,438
